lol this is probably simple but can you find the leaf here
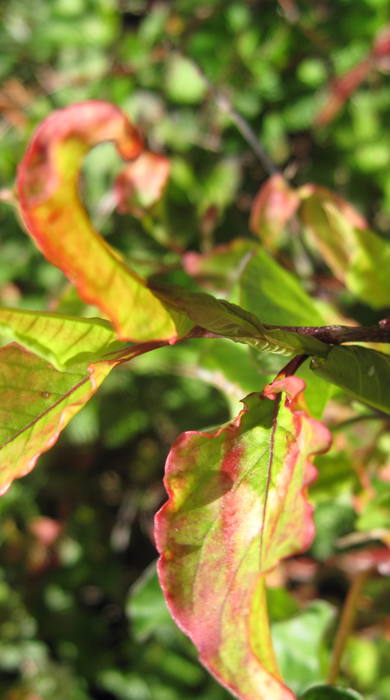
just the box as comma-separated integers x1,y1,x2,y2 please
0,343,113,495
315,24,390,127
198,158,241,215
16,100,190,341
239,247,325,327
155,376,331,700
299,187,390,307
346,225,390,308
114,150,171,213
315,57,372,127
153,284,329,357
272,601,335,695
165,53,206,104
300,686,363,700
299,186,366,281
311,345,390,415
0,311,164,494
183,239,258,294
126,563,175,644
237,248,332,411
0,306,121,369
250,175,299,250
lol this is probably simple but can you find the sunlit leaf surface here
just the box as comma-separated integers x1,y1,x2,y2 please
300,187,390,308
16,101,189,341
0,306,120,369
0,343,113,495
155,376,331,700
153,284,329,357
311,345,390,414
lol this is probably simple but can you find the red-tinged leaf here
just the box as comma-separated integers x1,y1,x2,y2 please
155,376,331,700
299,185,367,231
373,24,390,58
16,101,190,342
0,343,114,494
115,150,171,214
299,186,368,283
315,58,372,127
182,239,257,293
315,25,390,127
0,337,165,494
250,175,299,249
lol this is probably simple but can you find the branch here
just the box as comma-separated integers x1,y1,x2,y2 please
207,84,279,176
264,322,390,345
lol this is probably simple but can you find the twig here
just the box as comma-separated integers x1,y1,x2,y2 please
264,323,390,345
327,569,371,684
277,353,308,377
189,59,279,176
210,88,279,176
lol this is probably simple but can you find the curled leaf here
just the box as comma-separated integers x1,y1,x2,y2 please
155,376,331,700
17,101,187,342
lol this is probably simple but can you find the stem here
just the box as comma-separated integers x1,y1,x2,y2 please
189,60,279,176
277,353,308,378
210,88,279,175
264,323,390,344
327,569,371,684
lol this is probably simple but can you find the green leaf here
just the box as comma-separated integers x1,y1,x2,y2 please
356,478,390,532
126,563,174,644
300,685,363,699
155,376,331,700
165,54,206,104
239,247,325,326
0,306,121,370
346,225,390,308
0,316,162,493
300,188,390,308
183,238,258,294
0,343,113,495
272,601,335,695
154,284,329,356
16,101,191,341
311,345,390,414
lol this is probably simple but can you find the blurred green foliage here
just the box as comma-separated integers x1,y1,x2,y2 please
1,0,390,698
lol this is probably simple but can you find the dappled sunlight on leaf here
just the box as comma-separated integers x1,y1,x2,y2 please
16,101,189,342
155,376,331,700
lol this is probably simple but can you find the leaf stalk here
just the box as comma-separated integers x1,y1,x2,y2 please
327,569,371,684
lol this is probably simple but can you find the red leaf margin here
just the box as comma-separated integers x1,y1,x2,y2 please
16,101,183,342
155,376,331,700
